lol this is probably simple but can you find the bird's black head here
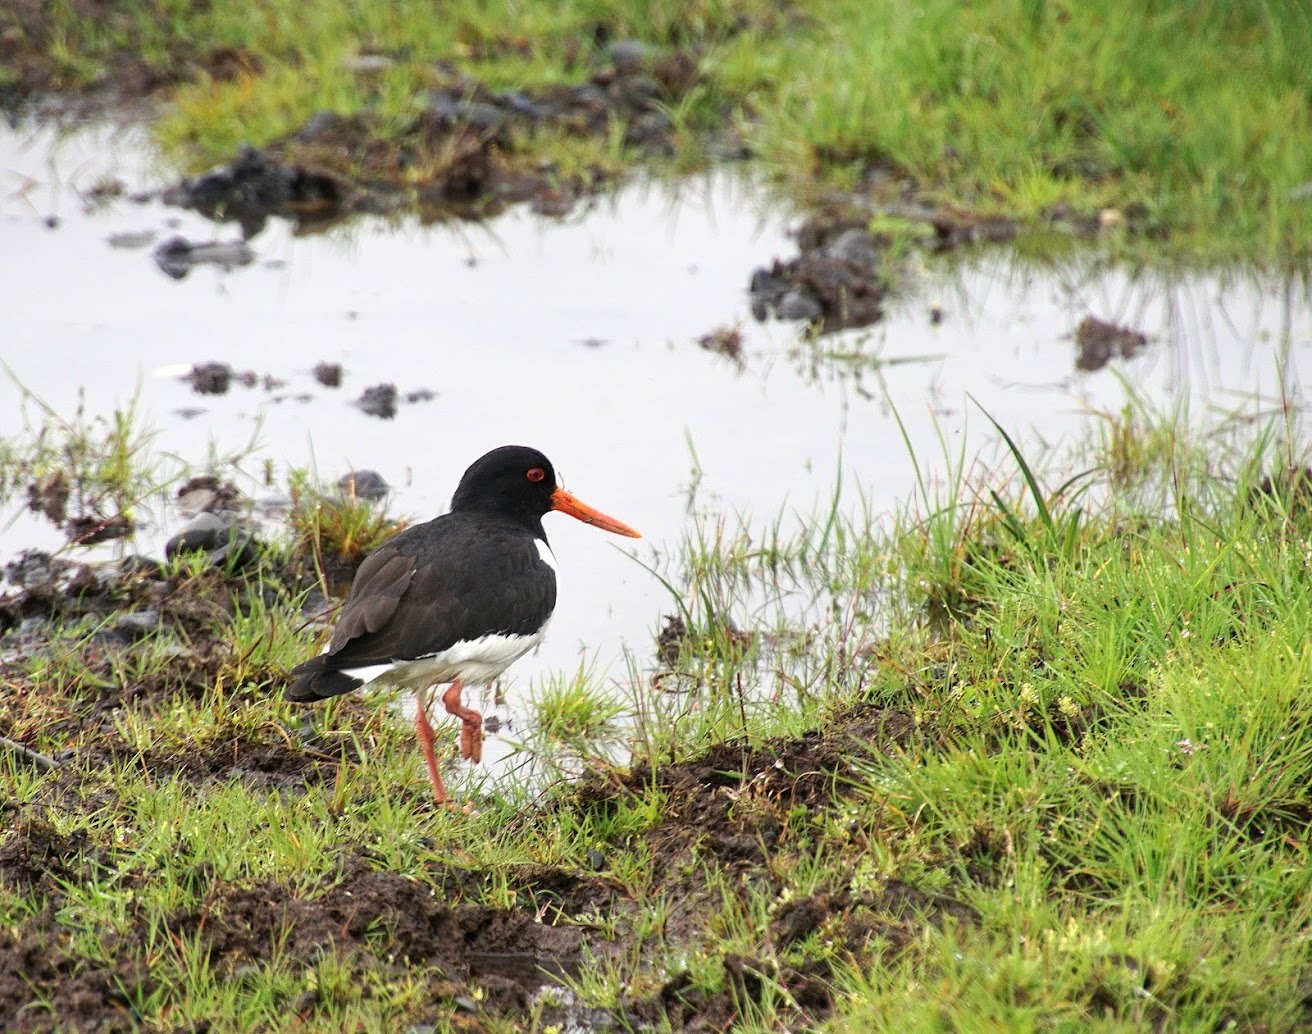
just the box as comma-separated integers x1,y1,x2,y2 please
449,445,641,538
450,445,558,519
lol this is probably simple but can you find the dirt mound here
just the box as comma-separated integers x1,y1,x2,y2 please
0,909,150,1034
175,857,587,1014
582,703,916,871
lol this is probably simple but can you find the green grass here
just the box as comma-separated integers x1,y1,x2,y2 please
3,392,1312,1029
6,0,1311,261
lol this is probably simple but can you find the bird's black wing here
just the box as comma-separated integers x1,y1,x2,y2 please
287,514,556,697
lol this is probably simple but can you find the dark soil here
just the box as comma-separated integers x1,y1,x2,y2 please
0,908,150,1034
176,857,586,1005
580,703,917,874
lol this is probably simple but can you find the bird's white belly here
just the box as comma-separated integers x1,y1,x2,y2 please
343,623,549,691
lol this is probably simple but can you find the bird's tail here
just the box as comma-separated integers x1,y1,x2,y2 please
285,660,363,702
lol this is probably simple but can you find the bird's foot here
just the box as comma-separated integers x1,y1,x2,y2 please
441,681,483,764
459,714,483,764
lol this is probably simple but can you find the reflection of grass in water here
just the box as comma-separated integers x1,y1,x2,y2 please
4,382,1312,1028
14,0,1312,260
0,373,167,535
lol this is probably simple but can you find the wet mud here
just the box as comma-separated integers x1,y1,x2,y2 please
151,43,706,234
750,213,890,333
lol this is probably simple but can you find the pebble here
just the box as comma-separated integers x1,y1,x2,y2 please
165,512,232,557
776,289,824,322
337,470,390,501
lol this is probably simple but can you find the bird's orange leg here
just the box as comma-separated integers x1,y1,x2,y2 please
441,679,483,764
414,686,451,804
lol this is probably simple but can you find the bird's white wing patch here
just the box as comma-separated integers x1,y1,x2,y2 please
535,538,559,574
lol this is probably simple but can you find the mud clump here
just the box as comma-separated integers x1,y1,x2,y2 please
162,145,347,237
26,471,69,526
750,217,890,333
352,383,434,418
159,45,704,230
64,512,134,545
1074,315,1149,372
312,360,344,387
23,470,133,545
355,382,398,419
696,324,745,368
182,361,258,395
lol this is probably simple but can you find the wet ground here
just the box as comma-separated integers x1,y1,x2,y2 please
4,120,1312,778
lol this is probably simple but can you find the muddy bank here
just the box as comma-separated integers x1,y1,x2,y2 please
150,44,705,232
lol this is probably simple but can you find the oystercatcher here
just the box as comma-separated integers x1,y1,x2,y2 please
286,445,640,805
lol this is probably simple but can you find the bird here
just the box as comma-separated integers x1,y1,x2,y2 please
286,445,640,805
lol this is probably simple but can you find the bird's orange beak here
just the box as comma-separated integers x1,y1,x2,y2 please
550,488,641,538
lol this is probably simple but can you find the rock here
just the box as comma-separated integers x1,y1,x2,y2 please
165,512,260,570
18,615,49,637
111,610,161,640
5,551,58,587
424,91,508,135
624,110,675,152
165,512,232,557
776,289,824,322
113,555,164,579
609,40,659,75
175,475,245,516
825,228,880,268
341,53,394,74
175,488,218,515
208,536,260,570
495,90,551,120
337,470,390,501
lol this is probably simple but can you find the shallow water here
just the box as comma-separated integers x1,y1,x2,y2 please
3,121,1311,779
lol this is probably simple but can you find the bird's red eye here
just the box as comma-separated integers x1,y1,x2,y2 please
527,467,546,483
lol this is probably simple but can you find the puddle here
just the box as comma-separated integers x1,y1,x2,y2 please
4,121,1312,781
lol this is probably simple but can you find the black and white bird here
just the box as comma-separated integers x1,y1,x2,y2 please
286,445,640,804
